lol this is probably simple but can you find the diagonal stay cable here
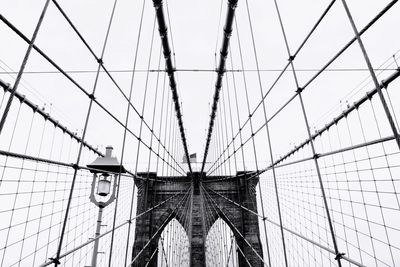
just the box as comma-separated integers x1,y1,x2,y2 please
225,233,237,267
201,184,267,266
201,183,366,267
152,0,192,173
201,0,238,174
1,78,183,182
0,14,186,176
0,148,169,183
50,0,183,171
0,0,50,134
27,4,120,261
340,0,400,151
259,68,400,173
128,186,191,266
202,183,263,219
206,0,397,175
208,66,400,183
154,180,191,266
209,64,400,177
38,186,190,267
4,67,399,75
236,244,253,267
122,10,158,266
206,0,337,174
144,248,159,267
0,79,101,156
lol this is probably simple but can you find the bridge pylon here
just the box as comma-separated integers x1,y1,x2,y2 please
131,172,263,266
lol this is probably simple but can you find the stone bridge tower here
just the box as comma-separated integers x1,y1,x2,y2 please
131,172,263,267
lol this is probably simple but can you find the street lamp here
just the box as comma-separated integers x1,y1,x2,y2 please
86,146,126,267
97,174,111,197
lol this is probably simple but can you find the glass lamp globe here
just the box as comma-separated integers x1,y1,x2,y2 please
97,174,111,196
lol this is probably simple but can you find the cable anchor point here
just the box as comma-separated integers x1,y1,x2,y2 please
49,257,61,265
334,252,345,261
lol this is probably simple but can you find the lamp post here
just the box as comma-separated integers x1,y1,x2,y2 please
87,146,126,267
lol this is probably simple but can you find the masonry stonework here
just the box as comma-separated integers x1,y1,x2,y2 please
131,172,263,266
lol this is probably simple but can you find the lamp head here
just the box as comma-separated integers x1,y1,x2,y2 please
97,174,111,197
87,146,126,174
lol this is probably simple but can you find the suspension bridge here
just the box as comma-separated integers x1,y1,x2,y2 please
1,0,400,266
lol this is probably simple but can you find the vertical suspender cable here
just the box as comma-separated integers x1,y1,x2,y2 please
0,0,51,134
340,0,400,151
54,0,119,265
201,0,238,174
152,0,192,174
270,0,343,265
242,1,285,265
116,0,146,265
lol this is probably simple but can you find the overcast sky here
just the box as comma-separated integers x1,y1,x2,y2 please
1,0,400,266
1,0,399,167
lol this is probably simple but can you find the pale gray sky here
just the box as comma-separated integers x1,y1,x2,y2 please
1,0,399,164
1,1,400,266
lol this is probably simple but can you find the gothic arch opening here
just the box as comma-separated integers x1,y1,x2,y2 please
205,218,238,267
157,218,189,266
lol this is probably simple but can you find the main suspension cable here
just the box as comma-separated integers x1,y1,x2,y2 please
152,0,193,173
201,0,238,174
